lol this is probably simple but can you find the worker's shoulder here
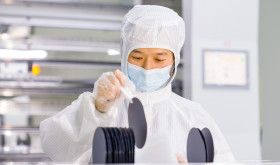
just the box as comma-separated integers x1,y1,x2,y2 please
170,92,205,111
170,93,214,122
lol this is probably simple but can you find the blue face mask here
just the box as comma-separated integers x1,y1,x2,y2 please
127,62,172,92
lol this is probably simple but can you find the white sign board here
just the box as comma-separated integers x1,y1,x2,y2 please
203,50,248,88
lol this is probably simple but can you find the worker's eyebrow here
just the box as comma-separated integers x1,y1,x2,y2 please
132,50,143,53
155,52,169,55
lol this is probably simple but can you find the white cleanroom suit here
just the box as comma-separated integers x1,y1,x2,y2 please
40,5,235,163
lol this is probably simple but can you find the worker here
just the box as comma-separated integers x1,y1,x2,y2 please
40,5,235,163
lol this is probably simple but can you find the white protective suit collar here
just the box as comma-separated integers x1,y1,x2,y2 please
134,84,172,106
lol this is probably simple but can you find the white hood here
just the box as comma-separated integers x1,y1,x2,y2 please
120,5,185,87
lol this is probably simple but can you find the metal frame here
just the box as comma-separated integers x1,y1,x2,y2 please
182,0,192,99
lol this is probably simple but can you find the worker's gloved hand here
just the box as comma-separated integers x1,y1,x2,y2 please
93,69,135,113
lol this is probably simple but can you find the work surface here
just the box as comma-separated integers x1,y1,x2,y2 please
1,161,280,165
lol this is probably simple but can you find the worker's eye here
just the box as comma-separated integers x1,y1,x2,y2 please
132,56,143,60
155,59,166,62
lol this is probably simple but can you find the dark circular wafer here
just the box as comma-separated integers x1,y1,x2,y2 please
128,97,147,149
92,128,107,163
113,128,123,163
125,128,131,163
118,128,127,163
108,128,118,163
102,128,113,163
128,127,135,163
187,128,207,163
201,128,214,162
124,128,132,163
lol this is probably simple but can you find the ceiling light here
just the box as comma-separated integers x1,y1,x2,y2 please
0,49,48,60
2,90,14,97
1,33,10,40
4,130,12,136
12,95,30,103
4,146,11,152
107,49,120,56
